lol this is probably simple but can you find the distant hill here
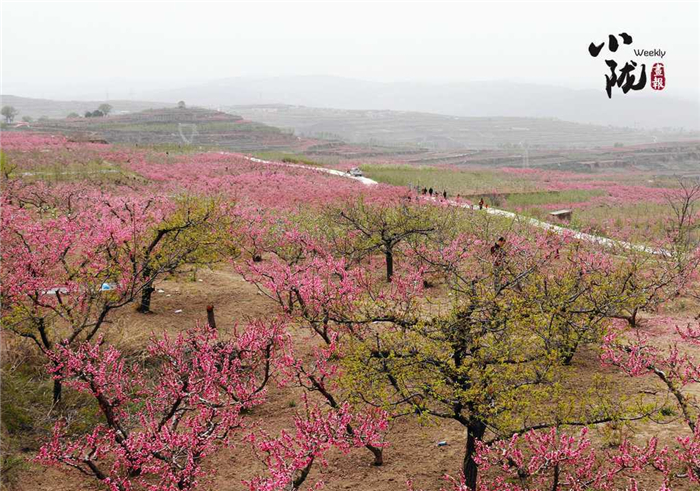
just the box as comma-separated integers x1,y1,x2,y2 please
5,107,309,152
229,104,697,150
4,93,697,154
142,76,700,131
5,104,698,170
0,95,178,119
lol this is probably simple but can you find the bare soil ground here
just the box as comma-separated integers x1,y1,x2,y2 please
10,267,699,491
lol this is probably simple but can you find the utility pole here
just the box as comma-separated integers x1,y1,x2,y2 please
520,141,529,168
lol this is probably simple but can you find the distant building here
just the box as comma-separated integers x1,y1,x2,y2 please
550,209,573,222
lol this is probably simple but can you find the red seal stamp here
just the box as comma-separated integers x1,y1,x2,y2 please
651,63,665,90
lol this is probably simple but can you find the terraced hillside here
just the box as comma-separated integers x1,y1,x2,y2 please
6,106,697,172
6,107,310,152
395,141,700,173
4,107,428,159
231,104,698,150
0,94,177,119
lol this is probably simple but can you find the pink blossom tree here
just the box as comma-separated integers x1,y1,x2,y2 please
602,321,700,482
37,320,289,491
409,426,677,491
245,395,387,490
239,223,423,466
1,191,226,401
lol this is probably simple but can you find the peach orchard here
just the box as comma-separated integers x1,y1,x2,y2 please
1,133,700,491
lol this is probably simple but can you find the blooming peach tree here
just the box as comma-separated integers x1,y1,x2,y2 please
245,396,387,490
37,321,289,491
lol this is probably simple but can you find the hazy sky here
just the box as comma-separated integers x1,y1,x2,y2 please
2,1,698,100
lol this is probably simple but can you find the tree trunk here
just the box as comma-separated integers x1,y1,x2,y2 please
206,305,217,330
367,444,383,466
551,462,560,491
137,285,155,313
562,350,575,366
292,456,314,490
40,323,61,404
53,379,62,404
385,249,394,282
628,307,639,328
463,421,487,490
561,339,578,366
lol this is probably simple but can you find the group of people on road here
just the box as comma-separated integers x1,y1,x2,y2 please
419,187,449,200
412,184,492,211
410,184,505,279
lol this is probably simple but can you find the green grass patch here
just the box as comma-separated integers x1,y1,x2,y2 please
504,189,607,207
360,164,538,195
253,151,324,167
